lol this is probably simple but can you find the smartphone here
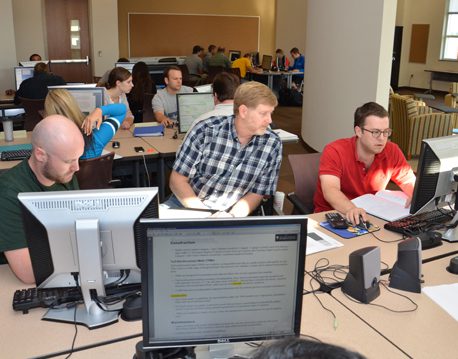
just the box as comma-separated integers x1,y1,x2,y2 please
134,146,145,153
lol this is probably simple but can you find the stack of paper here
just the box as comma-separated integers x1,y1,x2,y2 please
273,129,299,143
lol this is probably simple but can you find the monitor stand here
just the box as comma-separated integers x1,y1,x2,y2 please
42,303,118,329
442,211,458,242
208,344,235,359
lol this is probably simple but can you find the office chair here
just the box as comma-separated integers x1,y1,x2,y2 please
178,64,200,87
76,152,119,190
18,97,45,131
230,67,242,80
207,66,226,83
286,153,321,214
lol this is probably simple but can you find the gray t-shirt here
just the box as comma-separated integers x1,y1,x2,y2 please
152,86,194,121
184,54,203,75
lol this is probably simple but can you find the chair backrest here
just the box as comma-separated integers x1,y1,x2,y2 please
143,92,155,122
207,66,225,82
76,152,115,190
288,153,321,214
230,67,241,80
19,97,45,131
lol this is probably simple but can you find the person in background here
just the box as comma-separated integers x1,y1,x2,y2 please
272,48,290,71
14,62,65,104
152,66,193,127
97,57,130,87
184,45,206,84
127,61,156,123
207,47,231,70
231,53,262,79
103,67,135,130
314,102,416,225
203,44,217,72
289,47,305,86
168,81,282,217
184,72,240,135
44,89,127,159
252,338,366,359
0,115,84,284
29,54,42,61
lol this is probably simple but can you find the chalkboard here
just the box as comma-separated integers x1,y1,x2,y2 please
128,13,259,57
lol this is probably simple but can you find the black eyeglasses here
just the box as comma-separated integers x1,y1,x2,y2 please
361,128,392,138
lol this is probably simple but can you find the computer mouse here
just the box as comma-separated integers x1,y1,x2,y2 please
447,256,458,274
112,141,120,149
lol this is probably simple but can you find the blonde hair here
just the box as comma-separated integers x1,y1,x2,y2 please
233,81,278,116
44,89,85,128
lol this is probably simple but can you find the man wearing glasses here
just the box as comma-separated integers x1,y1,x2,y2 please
313,102,416,225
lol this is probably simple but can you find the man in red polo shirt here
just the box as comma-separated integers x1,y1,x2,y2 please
313,102,416,225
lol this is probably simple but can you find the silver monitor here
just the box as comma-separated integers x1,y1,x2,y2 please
14,66,34,90
177,92,215,133
47,85,105,114
18,187,159,328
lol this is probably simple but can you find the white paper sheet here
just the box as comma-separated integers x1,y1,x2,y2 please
306,229,343,255
423,283,458,321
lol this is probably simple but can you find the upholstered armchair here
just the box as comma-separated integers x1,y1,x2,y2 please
389,93,455,159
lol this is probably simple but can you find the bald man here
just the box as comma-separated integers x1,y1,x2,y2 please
0,115,84,283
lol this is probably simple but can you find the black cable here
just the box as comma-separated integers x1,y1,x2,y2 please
340,280,418,313
141,153,151,187
64,275,80,359
368,227,404,243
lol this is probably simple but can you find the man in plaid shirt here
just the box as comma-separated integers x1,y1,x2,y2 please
169,81,282,217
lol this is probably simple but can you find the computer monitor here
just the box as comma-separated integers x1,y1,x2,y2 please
47,85,104,114
261,55,273,71
14,66,34,90
177,92,215,133
194,84,213,93
138,216,307,356
19,60,49,67
115,62,136,72
251,52,260,67
229,50,241,62
410,135,458,215
18,187,159,328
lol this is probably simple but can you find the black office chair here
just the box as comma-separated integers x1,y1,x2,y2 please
76,152,120,189
18,97,45,131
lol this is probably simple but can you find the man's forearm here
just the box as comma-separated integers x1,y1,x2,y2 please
229,193,263,217
169,171,208,209
323,188,356,214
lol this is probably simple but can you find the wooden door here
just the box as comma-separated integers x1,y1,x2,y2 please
45,0,92,83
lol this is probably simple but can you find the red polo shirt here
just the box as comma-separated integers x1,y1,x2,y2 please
313,137,415,212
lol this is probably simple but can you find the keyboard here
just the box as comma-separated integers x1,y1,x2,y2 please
1,149,32,161
384,208,455,236
13,283,141,314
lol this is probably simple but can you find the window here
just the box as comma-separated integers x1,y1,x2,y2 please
441,0,458,60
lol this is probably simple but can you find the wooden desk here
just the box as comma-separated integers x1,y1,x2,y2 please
425,69,458,93
331,255,458,359
0,94,15,104
305,213,458,271
0,132,32,171
0,265,141,359
141,128,184,201
300,292,406,359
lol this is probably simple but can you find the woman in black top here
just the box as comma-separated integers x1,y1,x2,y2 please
127,61,156,123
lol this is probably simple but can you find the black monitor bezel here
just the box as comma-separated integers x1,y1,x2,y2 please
140,216,307,349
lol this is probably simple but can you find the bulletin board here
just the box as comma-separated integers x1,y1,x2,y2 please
409,24,429,64
128,13,260,57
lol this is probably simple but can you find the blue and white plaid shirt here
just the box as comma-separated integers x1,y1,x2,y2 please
173,115,282,210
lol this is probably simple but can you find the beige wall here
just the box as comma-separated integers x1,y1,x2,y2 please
117,0,276,59
0,0,18,90
89,0,119,77
397,0,458,91
12,0,46,63
302,0,396,152
275,0,307,62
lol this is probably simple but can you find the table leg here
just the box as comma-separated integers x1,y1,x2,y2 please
157,157,165,202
